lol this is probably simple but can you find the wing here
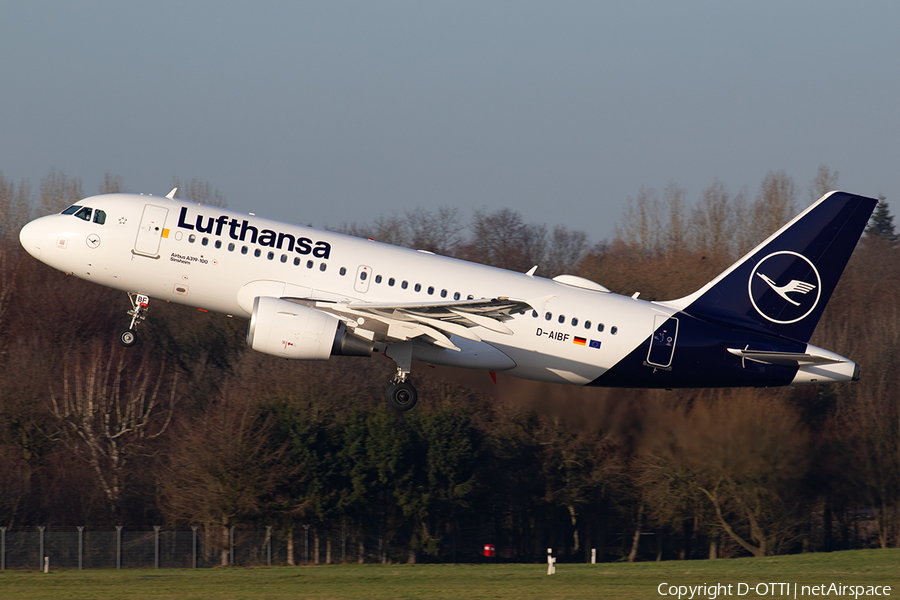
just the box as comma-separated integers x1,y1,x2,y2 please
293,296,540,351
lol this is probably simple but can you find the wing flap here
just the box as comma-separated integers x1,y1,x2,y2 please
316,296,530,348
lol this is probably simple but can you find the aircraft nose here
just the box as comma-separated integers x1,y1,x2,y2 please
19,218,45,260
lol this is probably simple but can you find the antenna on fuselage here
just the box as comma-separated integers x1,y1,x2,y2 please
166,188,177,200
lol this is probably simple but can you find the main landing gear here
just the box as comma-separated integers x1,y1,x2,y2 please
386,375,418,411
118,293,149,347
384,342,418,411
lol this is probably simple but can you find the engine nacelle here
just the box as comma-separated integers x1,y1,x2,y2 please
246,297,373,360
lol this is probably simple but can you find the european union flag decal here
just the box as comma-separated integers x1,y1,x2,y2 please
589,340,601,349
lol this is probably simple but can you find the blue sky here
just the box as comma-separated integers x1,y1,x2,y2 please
2,1,897,240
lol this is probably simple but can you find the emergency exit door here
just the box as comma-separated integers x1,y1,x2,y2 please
354,265,372,293
133,204,169,258
646,315,679,369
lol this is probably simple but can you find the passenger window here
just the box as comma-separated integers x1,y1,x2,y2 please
93,210,106,224
228,243,235,251
532,311,538,318
611,326,618,335
74,207,93,221
307,260,313,269
585,320,591,329
214,240,222,249
280,254,287,263
267,251,274,260
189,234,196,243
241,246,248,254
453,292,460,300
558,315,565,324
427,286,434,295
254,249,261,257
545,312,552,321
375,275,382,284
340,267,347,276
598,323,605,332
360,271,368,281
389,278,395,286
320,263,327,272
441,289,447,298
402,281,409,289
571,317,578,326
294,257,301,266
202,238,209,246
415,283,422,292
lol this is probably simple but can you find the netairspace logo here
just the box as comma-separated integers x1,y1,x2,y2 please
657,582,892,600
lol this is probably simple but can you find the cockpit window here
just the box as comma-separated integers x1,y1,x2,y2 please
61,205,81,215
93,210,106,225
73,207,93,221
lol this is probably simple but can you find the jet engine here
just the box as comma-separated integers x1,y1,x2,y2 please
247,297,373,360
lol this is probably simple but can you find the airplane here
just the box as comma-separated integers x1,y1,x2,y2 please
18,189,877,410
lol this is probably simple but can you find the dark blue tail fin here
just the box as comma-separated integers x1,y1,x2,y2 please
668,191,877,343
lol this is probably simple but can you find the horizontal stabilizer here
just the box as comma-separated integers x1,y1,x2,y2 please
726,348,842,366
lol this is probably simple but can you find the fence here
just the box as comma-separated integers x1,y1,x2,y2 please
10,519,828,568
0,525,406,570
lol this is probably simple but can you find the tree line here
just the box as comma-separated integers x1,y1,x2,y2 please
0,167,898,563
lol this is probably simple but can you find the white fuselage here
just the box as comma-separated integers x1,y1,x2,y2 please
20,193,671,385
20,192,861,389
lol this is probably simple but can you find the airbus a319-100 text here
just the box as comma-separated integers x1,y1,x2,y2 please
18,189,877,410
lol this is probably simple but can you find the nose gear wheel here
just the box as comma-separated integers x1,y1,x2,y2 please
119,293,149,347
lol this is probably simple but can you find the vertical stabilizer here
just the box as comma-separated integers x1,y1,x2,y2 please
666,191,877,343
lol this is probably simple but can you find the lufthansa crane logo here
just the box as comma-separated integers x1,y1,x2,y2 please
748,251,821,324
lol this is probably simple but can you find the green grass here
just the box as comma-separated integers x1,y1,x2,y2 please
1,549,898,600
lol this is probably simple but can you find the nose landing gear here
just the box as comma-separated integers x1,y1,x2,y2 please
118,293,149,347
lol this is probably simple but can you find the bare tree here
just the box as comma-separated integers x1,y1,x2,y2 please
39,169,83,215
521,223,548,271
663,182,689,251
0,444,31,528
465,208,544,271
0,248,21,339
172,178,227,207
809,164,839,204
640,392,810,557
544,225,588,277
469,207,524,268
616,187,663,259
744,171,796,251
48,345,177,517
332,213,410,247
0,172,31,241
406,206,465,256
690,180,741,260
100,172,124,194
156,388,288,565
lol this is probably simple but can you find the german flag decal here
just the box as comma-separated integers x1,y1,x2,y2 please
573,337,586,346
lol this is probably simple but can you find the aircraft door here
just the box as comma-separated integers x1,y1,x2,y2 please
354,265,372,293
133,204,169,258
646,315,679,369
